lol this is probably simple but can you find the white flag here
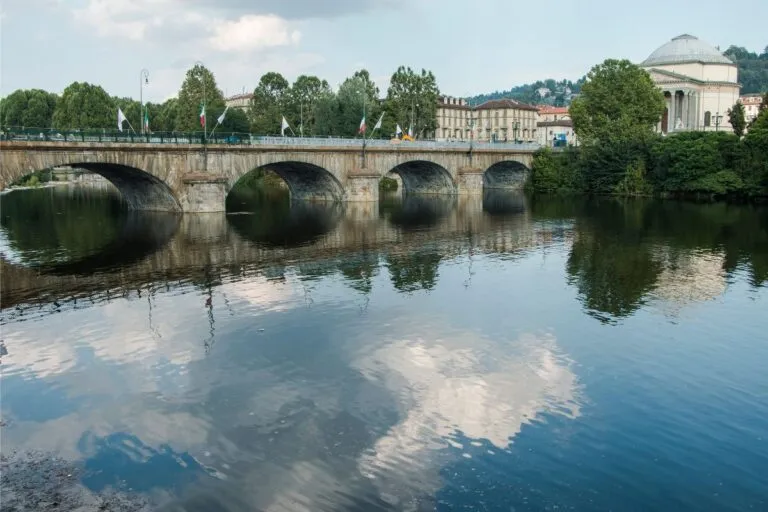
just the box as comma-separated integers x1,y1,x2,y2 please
117,107,127,132
373,112,384,131
395,124,402,136
217,106,229,125
281,116,290,136
408,124,413,137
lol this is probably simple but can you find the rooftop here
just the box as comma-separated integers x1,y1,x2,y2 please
641,34,734,67
475,98,538,111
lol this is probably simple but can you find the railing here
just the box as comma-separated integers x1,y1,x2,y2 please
0,127,541,151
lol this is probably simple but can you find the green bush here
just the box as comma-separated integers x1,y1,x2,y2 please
379,176,398,191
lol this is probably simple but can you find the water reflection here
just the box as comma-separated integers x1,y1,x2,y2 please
2,188,768,510
228,197,343,249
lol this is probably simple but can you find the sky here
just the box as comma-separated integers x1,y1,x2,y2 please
1,0,766,102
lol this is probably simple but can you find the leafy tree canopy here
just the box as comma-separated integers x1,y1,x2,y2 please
0,89,58,128
570,59,665,145
385,66,440,138
175,64,224,132
52,82,114,130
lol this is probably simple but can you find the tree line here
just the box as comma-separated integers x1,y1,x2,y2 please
723,45,768,94
0,65,440,138
531,59,768,198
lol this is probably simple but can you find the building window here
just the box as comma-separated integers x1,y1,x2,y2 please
704,111,711,127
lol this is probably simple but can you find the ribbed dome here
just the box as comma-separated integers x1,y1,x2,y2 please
642,34,733,66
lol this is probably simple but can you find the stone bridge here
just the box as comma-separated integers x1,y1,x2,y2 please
0,139,536,212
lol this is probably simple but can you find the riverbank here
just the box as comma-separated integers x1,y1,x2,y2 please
530,128,768,199
1,450,149,511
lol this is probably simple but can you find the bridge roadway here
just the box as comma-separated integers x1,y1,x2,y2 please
0,138,537,212
1,195,573,320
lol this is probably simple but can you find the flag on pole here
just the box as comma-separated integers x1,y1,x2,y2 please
281,116,290,136
395,124,402,137
373,112,384,131
117,107,127,132
359,116,366,134
217,106,229,125
199,104,206,128
408,124,413,137
143,109,150,132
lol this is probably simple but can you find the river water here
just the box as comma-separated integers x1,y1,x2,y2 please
1,186,767,511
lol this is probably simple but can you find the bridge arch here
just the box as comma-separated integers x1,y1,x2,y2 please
483,160,530,191
232,161,345,203
387,160,456,195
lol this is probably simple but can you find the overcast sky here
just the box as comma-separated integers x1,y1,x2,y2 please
1,0,766,102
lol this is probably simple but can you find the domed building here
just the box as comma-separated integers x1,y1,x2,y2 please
641,34,740,133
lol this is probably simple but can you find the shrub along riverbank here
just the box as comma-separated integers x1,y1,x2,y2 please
531,118,768,199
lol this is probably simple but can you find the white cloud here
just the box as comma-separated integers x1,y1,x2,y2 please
209,14,300,52
72,0,301,54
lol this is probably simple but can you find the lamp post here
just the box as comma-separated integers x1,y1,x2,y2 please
194,61,207,171
139,69,149,135
714,112,723,131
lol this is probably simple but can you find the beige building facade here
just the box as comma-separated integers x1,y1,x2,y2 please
434,96,539,142
225,93,253,111
740,94,764,124
642,34,740,133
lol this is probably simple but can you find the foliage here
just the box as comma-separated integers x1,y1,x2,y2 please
113,97,141,132
614,158,653,196
336,70,382,137
285,75,333,136
469,77,584,107
386,251,442,292
728,102,746,137
723,45,768,94
648,132,743,196
384,66,440,138
52,82,114,130
379,176,398,191
249,72,290,135
151,98,179,132
570,59,665,146
530,147,582,193
0,89,58,128
175,64,225,132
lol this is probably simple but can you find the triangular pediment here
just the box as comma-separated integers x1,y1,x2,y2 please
647,68,704,86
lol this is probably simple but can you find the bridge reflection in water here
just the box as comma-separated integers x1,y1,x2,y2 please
0,187,562,320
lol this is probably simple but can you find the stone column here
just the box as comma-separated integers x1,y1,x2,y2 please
456,166,484,195
179,174,228,212
681,90,690,130
345,170,380,202
669,91,676,132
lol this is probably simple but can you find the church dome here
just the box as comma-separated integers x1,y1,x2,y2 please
642,34,734,66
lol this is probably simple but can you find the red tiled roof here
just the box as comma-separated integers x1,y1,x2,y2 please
475,98,538,111
537,106,569,115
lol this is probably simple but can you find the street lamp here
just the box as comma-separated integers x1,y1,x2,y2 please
194,60,208,171
139,69,149,135
714,112,723,131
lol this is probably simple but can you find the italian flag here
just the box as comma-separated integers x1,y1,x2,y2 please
143,110,150,131
199,104,206,128
358,115,366,134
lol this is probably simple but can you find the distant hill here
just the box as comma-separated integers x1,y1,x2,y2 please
468,78,585,107
469,44,767,107
723,45,768,94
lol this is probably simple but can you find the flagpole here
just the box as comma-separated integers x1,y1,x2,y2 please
361,87,366,169
139,69,149,135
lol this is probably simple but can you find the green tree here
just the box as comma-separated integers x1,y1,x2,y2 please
52,82,114,130
336,70,380,137
728,101,746,137
570,59,665,146
152,98,179,132
175,64,225,132
312,91,340,136
0,89,58,128
113,97,142,132
249,72,290,135
210,105,250,133
384,66,440,138
286,75,333,136
386,251,442,292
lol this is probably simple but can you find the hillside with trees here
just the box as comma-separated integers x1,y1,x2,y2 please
469,78,584,107
723,45,768,94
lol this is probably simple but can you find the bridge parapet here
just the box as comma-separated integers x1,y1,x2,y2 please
0,139,536,211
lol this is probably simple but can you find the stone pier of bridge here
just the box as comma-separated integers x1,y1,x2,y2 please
0,140,534,212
